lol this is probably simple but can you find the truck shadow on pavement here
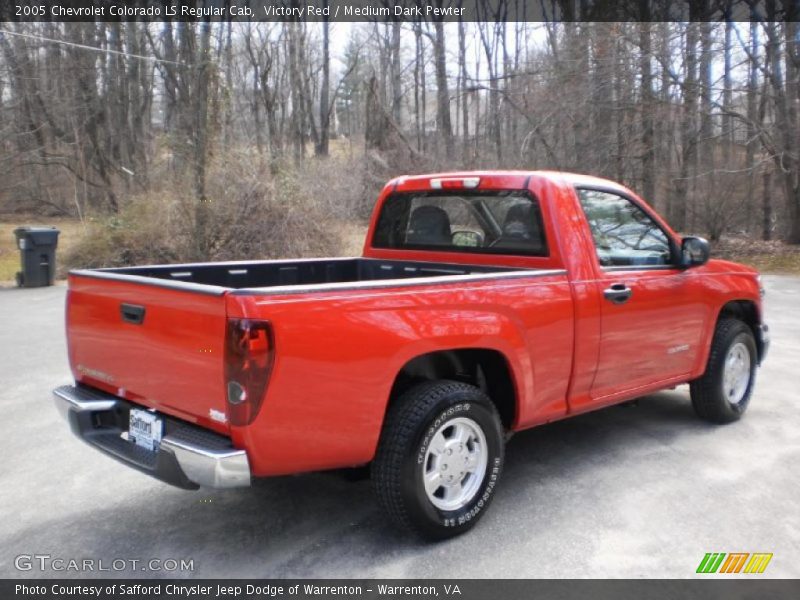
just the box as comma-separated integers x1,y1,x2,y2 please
7,389,714,578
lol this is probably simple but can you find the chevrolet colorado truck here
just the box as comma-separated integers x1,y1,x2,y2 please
55,171,769,539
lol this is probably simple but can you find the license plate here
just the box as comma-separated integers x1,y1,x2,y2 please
128,409,163,451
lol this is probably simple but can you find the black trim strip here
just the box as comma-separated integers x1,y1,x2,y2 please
601,265,681,273
229,269,569,297
70,269,228,296
83,255,357,273
71,261,569,298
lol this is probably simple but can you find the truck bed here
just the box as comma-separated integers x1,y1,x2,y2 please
66,257,545,438
77,257,521,292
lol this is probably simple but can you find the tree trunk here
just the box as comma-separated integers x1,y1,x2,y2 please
193,20,212,259
390,20,402,126
287,22,305,163
671,22,699,232
433,20,454,161
745,20,759,233
316,6,330,157
413,23,422,152
763,169,773,241
765,18,800,243
458,14,469,162
699,17,714,169
639,17,655,203
783,19,800,242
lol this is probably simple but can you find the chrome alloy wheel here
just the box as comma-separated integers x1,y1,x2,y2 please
723,342,751,405
422,417,488,511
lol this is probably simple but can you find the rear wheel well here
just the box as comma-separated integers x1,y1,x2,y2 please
718,300,763,360
388,349,517,430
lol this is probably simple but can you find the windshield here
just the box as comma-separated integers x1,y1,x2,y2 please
372,191,549,257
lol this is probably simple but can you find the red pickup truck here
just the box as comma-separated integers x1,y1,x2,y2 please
55,171,769,539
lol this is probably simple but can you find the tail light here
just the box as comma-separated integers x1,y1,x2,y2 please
224,319,275,426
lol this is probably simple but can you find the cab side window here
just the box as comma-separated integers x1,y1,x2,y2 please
577,189,673,267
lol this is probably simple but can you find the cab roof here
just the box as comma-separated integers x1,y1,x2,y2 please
388,170,633,197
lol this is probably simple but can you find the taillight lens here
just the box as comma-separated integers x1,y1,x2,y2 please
224,319,275,426
430,177,480,190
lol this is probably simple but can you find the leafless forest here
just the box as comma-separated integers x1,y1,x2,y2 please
1,8,799,267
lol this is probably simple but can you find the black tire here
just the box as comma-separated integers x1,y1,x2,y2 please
690,318,758,424
371,380,504,540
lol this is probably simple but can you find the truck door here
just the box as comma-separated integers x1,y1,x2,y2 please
575,188,707,403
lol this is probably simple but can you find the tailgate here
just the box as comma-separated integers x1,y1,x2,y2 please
66,274,230,434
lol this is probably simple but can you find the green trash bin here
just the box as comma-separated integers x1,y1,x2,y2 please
13,226,60,288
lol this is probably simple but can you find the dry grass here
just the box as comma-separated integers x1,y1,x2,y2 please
2,212,367,287
0,216,86,284
5,198,800,288
60,155,371,271
713,237,800,275
339,221,369,256
2,144,381,282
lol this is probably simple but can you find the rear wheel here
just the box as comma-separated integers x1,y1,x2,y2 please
371,380,504,540
690,318,757,423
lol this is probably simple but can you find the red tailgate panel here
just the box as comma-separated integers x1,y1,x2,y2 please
66,274,230,434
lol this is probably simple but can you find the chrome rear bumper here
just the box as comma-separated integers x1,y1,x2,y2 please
54,385,250,490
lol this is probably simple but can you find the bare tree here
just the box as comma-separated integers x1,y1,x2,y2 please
316,5,331,157
1,15,799,251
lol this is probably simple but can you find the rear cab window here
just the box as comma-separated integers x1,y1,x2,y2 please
372,191,549,257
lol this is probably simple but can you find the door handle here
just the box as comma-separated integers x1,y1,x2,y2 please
120,303,146,325
603,283,632,305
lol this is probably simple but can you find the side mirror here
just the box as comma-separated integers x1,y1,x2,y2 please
452,230,483,247
680,236,710,267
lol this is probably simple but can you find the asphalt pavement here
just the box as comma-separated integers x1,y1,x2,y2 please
0,276,798,578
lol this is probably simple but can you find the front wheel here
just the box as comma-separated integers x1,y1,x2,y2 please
690,318,758,423
371,380,504,540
